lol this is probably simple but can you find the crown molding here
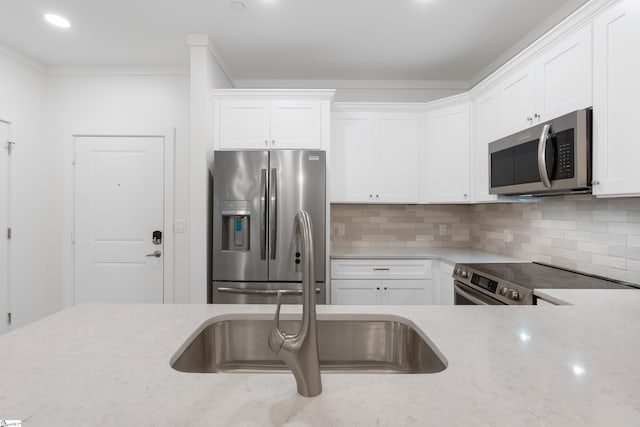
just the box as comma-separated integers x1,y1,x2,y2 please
212,88,336,101
235,79,470,90
470,0,618,94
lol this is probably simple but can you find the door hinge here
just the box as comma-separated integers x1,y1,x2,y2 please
71,231,75,244
7,312,12,325
7,227,11,239
6,140,15,155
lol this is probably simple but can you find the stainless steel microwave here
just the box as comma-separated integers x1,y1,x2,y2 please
488,109,592,196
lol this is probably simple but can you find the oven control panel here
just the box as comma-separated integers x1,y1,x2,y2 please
470,273,498,294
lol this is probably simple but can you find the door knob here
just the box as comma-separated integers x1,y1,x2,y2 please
146,250,162,258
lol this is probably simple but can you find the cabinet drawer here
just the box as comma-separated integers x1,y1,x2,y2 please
331,259,431,280
331,279,432,305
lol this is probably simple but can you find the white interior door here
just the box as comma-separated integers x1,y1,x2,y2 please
0,122,10,333
74,136,165,303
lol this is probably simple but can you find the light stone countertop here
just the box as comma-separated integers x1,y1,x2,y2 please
1,297,640,426
330,247,525,264
534,288,639,305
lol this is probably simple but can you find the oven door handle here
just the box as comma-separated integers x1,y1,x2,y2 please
216,287,321,296
454,282,501,305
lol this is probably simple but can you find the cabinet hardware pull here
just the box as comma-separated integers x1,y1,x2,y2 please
373,268,390,271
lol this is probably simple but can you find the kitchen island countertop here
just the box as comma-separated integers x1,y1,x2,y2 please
1,296,639,426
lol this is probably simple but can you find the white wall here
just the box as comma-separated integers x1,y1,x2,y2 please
0,45,56,329
188,35,233,303
46,68,191,304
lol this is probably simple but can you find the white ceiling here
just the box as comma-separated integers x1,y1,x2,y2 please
0,0,591,83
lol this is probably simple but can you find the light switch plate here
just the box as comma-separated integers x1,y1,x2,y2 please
175,219,187,233
337,223,346,236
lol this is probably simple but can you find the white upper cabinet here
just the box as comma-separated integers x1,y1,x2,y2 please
213,90,334,150
497,65,537,136
592,0,640,197
421,101,471,203
471,88,499,203
218,101,271,149
497,25,592,137
269,100,322,149
535,25,592,121
331,112,375,202
331,108,421,203
373,113,421,203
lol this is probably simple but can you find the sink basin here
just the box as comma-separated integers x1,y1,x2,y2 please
171,315,447,374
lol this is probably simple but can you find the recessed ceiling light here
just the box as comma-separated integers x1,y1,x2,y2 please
230,1,246,12
44,13,71,29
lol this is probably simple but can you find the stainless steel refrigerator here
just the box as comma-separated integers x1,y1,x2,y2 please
211,150,326,304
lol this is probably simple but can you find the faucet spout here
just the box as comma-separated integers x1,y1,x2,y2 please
268,211,322,397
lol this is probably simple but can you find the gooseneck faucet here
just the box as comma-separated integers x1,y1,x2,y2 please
268,210,322,397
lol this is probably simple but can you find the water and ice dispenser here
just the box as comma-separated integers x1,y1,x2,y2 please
220,201,251,251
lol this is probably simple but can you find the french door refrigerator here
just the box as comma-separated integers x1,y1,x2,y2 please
211,150,326,304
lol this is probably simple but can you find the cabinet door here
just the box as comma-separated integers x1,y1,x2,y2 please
437,262,455,305
373,113,421,203
330,112,375,202
497,65,537,136
592,0,640,197
536,25,592,122
331,279,379,305
270,100,322,149
421,103,471,203
218,101,270,149
383,280,431,305
472,90,499,202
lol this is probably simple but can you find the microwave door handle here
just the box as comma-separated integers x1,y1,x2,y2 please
537,124,552,188
269,168,277,260
260,169,267,260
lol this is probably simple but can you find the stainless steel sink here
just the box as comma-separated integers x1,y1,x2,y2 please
171,315,447,374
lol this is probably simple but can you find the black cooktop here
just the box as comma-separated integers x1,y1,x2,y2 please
464,262,639,290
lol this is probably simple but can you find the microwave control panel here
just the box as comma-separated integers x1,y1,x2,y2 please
553,129,574,180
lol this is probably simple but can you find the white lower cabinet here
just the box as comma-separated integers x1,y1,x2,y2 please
332,279,430,305
330,259,432,305
435,261,455,306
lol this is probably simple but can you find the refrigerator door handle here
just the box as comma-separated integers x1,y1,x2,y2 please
260,168,267,260
270,168,277,260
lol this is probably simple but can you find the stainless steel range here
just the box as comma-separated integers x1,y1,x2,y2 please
452,262,638,305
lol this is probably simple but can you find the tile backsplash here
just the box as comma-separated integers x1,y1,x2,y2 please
331,204,472,249
331,195,640,284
